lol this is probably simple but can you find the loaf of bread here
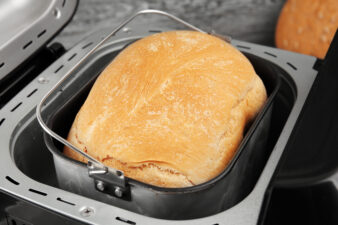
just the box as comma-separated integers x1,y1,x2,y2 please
64,31,267,188
276,0,338,59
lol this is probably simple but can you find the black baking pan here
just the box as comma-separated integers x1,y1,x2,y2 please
43,41,280,220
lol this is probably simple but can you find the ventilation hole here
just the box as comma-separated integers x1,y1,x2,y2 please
54,65,64,73
149,30,162,33
62,0,66,7
264,51,277,58
10,102,22,112
29,189,47,196
116,217,136,225
11,219,17,225
0,118,4,126
0,62,4,68
68,53,77,61
37,29,46,38
6,176,19,185
236,45,251,50
287,62,297,70
23,41,33,49
27,89,38,98
57,197,75,206
82,42,93,49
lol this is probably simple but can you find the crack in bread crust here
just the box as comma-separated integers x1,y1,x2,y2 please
65,127,195,187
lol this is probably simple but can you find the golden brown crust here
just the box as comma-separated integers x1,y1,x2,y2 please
64,31,267,187
275,0,338,59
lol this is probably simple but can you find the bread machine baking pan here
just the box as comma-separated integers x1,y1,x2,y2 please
39,10,278,219
43,44,276,220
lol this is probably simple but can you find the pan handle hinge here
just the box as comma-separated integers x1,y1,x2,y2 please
87,161,131,200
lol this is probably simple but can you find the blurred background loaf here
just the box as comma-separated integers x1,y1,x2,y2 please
275,0,338,59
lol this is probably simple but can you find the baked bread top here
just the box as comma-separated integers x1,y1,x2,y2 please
64,30,267,187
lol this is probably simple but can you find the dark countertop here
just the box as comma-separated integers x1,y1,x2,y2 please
53,0,285,49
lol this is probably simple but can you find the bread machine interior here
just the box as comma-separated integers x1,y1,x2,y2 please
12,32,296,220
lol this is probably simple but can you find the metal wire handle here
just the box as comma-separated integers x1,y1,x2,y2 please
36,9,230,176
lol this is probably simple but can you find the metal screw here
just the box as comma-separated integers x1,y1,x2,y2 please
116,170,124,178
37,77,49,84
122,27,131,33
87,161,95,170
53,8,61,19
80,207,94,217
114,187,123,198
96,181,105,191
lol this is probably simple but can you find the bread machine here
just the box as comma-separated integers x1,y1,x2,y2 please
1,1,337,224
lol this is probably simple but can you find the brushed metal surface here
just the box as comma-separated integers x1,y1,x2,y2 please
0,0,77,81
0,0,50,47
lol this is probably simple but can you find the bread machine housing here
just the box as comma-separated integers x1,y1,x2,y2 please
1,1,338,225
